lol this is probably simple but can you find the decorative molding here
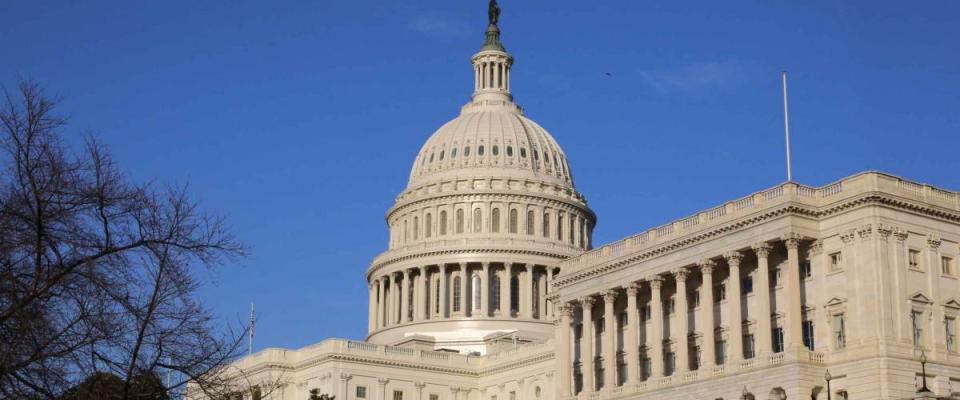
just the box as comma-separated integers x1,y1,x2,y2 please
601,290,617,303
626,282,640,296
752,242,772,258
840,229,857,245
927,234,943,250
809,239,823,256
857,224,873,240
783,232,803,249
723,251,743,267
699,259,716,274
894,227,909,243
876,224,894,240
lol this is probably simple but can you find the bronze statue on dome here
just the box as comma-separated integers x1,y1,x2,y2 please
488,0,501,26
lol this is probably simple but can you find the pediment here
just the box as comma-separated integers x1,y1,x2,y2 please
944,298,960,310
909,292,933,304
824,297,847,308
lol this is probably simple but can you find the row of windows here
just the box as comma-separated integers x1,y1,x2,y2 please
419,144,566,173
827,249,955,276
353,387,439,400
393,207,591,249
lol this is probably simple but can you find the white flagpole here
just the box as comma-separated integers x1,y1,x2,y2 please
249,302,254,356
782,71,793,182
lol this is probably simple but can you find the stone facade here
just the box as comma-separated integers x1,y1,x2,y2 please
198,10,960,400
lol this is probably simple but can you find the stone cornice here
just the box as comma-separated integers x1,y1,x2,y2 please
387,189,595,223
555,189,960,290
367,246,577,279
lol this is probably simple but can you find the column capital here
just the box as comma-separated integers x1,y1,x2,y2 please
893,227,909,242
699,259,716,274
808,239,824,256
580,296,596,307
877,224,894,240
751,242,773,256
523,263,533,271
340,373,352,381
857,224,873,240
602,289,617,303
724,251,744,267
649,275,663,289
782,232,803,249
626,282,640,296
928,234,943,250
558,303,575,317
482,262,490,269
378,378,390,386
419,265,428,273
673,268,689,281
414,382,426,389
403,268,411,277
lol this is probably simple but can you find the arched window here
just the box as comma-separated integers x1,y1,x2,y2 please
413,216,419,240
478,145,485,156
473,209,482,233
472,274,481,311
434,278,441,314
491,208,501,232
526,210,535,235
439,211,447,236
509,209,518,233
542,212,550,238
439,150,444,160
579,217,586,248
403,219,409,242
464,146,471,157
425,213,432,238
569,214,575,244
520,148,527,158
534,149,539,160
429,153,434,163
456,209,464,233
451,148,457,158
492,145,499,156
506,146,513,157
452,277,462,313
510,276,520,314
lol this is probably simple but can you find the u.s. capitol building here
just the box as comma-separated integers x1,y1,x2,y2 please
208,5,960,400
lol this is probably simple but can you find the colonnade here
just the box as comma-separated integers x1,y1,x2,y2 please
368,263,558,332
474,58,510,92
556,235,808,396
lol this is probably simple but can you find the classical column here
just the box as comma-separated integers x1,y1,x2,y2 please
557,303,574,398
581,296,596,394
783,233,805,349
378,378,389,400
339,374,352,400
502,264,513,317
725,252,744,362
752,243,773,355
378,277,387,328
524,264,535,319
401,269,411,323
386,275,395,326
700,260,717,368
438,265,448,318
414,382,425,400
457,264,467,316
418,266,428,321
927,235,944,355
538,271,548,319
675,269,690,372
649,276,664,378
368,282,377,333
602,290,617,389
626,283,640,385
481,262,490,318
547,267,555,318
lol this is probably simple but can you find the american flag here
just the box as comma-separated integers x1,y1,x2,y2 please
249,302,254,355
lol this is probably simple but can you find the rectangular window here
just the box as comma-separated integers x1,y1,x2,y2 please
943,256,954,276
664,351,675,376
618,311,628,330
356,386,367,399
641,356,651,380
716,284,726,302
743,334,755,359
430,395,439,400
947,317,957,352
772,327,785,353
830,252,843,272
617,360,627,386
743,276,754,294
833,314,846,350
665,297,675,315
393,390,404,400
595,364,604,389
773,268,783,287
509,391,516,400
690,290,700,308
691,345,701,370
909,249,921,270
912,311,925,347
641,304,652,321
803,320,815,350
801,260,812,278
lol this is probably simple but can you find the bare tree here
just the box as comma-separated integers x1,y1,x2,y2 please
0,80,251,399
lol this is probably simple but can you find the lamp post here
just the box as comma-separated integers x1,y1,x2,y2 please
741,386,749,400
919,350,930,393
824,369,832,400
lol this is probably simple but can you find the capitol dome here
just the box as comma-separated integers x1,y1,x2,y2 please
365,13,595,354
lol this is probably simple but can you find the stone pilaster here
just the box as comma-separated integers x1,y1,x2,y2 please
752,242,773,355
580,296,596,394
649,276,664,378
783,233,805,349
674,269,690,372
602,290,617,390
725,251,745,362
700,260,717,369
626,282,640,385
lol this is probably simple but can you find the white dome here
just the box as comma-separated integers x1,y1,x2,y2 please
408,109,574,190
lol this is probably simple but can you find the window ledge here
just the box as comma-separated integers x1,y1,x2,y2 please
942,274,958,280
826,269,845,277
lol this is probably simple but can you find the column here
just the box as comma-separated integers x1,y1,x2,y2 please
581,296,596,394
675,269,690,372
458,264,467,316
927,235,943,356
339,374,352,400
626,283,640,385
438,265,448,318
700,260,716,368
386,275,395,326
378,277,387,328
481,262,490,317
538,271,548,319
368,282,377,333
752,243,773,355
418,266,429,321
725,252,744,362
415,382,426,400
378,378,389,400
502,264,513,317
602,290,617,389
650,276,664,378
401,269,410,323
783,233,805,349
524,264,535,318
547,267,555,318
557,303,573,398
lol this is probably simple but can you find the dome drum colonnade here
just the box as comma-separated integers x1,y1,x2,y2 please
554,233,813,397
365,17,596,350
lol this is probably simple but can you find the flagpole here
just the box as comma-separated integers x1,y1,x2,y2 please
249,302,254,356
782,71,793,182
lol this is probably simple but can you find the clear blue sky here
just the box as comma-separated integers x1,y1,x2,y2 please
3,1,958,351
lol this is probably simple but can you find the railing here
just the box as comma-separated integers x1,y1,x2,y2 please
559,172,959,278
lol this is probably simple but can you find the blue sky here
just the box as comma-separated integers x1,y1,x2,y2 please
3,1,958,351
